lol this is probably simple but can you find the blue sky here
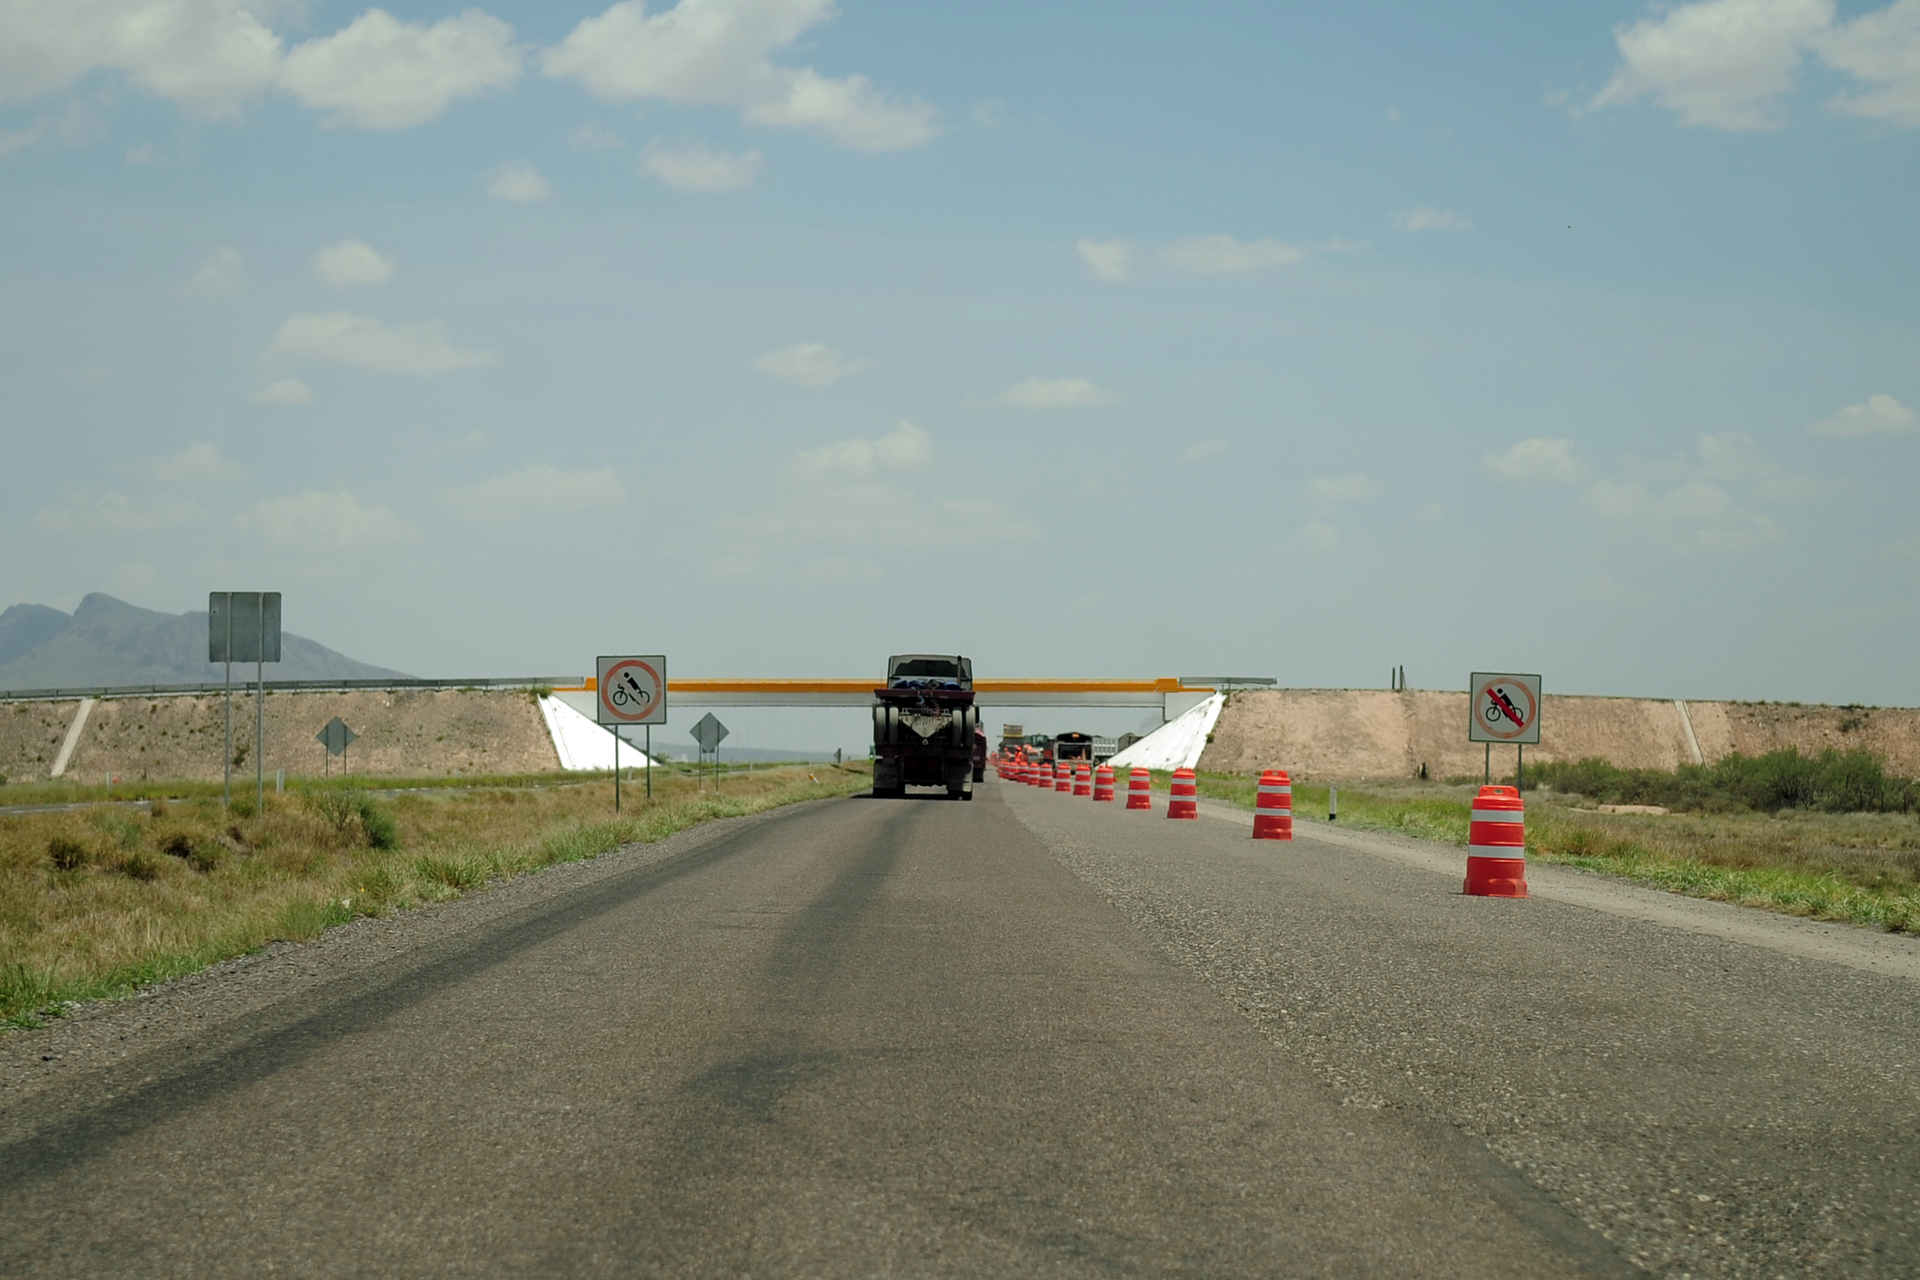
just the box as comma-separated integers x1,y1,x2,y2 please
3,0,1917,738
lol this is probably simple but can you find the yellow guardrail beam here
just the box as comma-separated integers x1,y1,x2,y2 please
559,677,1215,694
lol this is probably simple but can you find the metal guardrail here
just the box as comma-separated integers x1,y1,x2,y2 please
0,677,583,703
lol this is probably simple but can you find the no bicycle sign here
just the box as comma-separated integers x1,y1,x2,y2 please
1468,672,1541,745
597,655,667,726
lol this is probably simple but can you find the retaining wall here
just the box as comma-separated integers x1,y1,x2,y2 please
1198,690,1920,781
0,688,559,785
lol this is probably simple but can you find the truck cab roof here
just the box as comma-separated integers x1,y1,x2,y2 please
887,654,972,690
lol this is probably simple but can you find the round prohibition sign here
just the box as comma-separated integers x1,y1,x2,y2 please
601,659,664,723
1474,677,1538,740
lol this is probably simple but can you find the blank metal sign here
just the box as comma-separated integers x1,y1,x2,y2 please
209,592,282,664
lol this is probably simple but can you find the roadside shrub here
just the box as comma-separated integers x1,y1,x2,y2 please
148,797,168,819
120,851,163,882
1528,748,1917,815
310,791,401,850
412,854,485,891
47,836,89,872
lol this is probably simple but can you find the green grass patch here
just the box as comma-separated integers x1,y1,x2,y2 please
1195,772,1920,934
1,763,871,1024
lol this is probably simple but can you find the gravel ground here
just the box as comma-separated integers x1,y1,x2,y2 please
1003,781,1920,1278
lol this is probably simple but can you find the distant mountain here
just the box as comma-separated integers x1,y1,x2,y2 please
0,594,410,690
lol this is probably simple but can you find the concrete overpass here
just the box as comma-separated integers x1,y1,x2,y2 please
552,678,1253,721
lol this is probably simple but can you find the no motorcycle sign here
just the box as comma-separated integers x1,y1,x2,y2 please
1468,672,1541,745
597,655,667,726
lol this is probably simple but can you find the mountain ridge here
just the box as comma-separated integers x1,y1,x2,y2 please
0,594,410,690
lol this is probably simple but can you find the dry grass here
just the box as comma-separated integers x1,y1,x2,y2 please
1,764,870,1025
1194,773,1920,933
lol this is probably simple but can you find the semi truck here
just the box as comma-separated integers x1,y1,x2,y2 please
872,654,980,800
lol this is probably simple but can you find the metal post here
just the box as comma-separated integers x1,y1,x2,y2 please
1484,742,1491,786
223,658,233,808
615,727,621,812
255,656,264,813
645,725,651,799
1516,744,1524,793
1329,785,1338,822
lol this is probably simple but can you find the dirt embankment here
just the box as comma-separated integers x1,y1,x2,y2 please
0,689,559,785
1200,690,1920,781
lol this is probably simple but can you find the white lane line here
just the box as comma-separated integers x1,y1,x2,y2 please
1194,798,1920,983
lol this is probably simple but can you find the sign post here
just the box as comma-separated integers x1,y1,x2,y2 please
317,717,357,778
689,713,729,791
210,592,281,811
1468,672,1542,790
597,655,666,810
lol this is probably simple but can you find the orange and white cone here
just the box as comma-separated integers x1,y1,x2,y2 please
1093,765,1115,801
1464,785,1528,898
1073,762,1092,797
1252,770,1293,840
1167,767,1198,819
1126,767,1152,810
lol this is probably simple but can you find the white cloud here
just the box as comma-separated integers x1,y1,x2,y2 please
236,491,416,551
445,465,627,521
970,98,1008,127
33,490,203,534
1483,437,1584,482
148,443,243,482
1311,475,1380,502
279,9,520,130
1181,440,1227,462
264,312,496,376
1580,479,1781,553
0,100,106,161
995,377,1118,408
1693,431,1777,482
182,245,243,295
0,0,286,118
1394,206,1473,232
1076,237,1136,282
253,377,314,404
1818,0,1920,126
791,420,931,482
570,123,623,148
1809,392,1919,436
640,138,763,191
1287,521,1341,552
1589,0,1832,130
542,0,938,151
1317,238,1368,254
486,161,554,202
1163,234,1307,274
752,342,871,387
313,239,395,288
724,422,1027,562
0,2,515,128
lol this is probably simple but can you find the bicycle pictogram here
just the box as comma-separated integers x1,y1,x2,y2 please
1468,672,1541,744
597,656,666,725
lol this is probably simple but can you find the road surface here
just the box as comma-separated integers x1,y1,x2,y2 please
3,777,1914,1275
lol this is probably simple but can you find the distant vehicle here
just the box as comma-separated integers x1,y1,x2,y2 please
1050,732,1096,763
871,654,979,800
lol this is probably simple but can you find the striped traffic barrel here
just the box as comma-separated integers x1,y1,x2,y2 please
1252,769,1292,840
1072,762,1092,797
1054,763,1073,793
1092,765,1115,801
1464,785,1528,898
1167,767,1198,819
1126,767,1152,810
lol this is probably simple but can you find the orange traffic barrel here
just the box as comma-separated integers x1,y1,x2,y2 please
1093,764,1115,801
1167,767,1198,819
1252,769,1292,840
1464,785,1528,898
1072,762,1092,797
1126,767,1152,810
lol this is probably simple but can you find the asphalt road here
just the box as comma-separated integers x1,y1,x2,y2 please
0,780,1635,1278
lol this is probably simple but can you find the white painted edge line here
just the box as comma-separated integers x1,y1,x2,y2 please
49,697,95,779
1193,797,1920,984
